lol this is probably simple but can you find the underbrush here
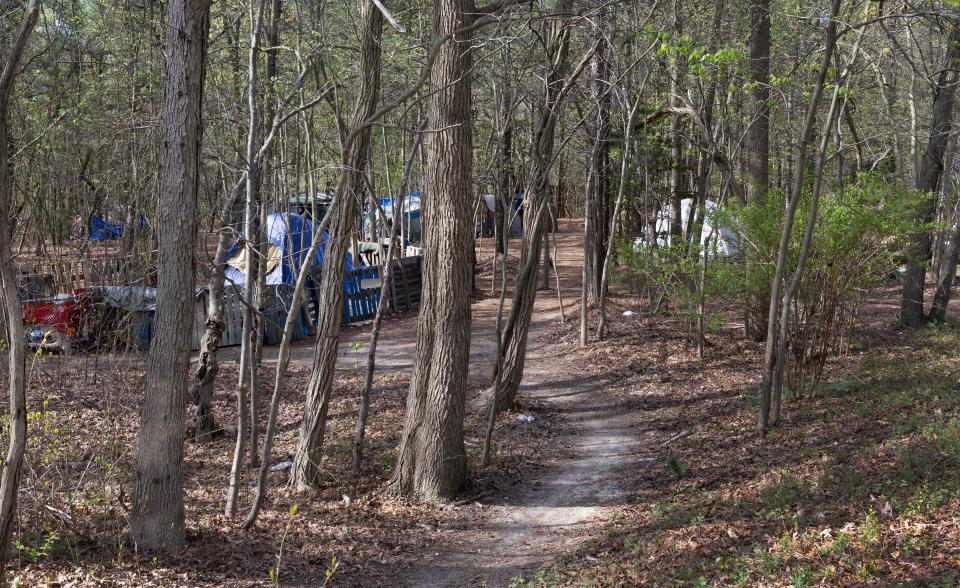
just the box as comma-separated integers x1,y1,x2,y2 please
540,298,960,586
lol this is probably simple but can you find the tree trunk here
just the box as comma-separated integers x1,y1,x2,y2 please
291,0,383,491
0,0,40,576
598,98,640,340
388,0,474,501
772,23,859,423
487,0,577,413
583,1,611,302
929,136,960,323
227,0,268,517
189,180,243,441
131,0,210,551
900,22,960,327
668,0,684,244
353,122,425,476
495,48,512,256
757,0,839,435
745,0,770,204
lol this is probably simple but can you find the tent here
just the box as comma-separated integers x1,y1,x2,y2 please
89,215,124,241
479,194,523,237
225,212,351,286
85,214,149,241
651,198,741,256
365,192,422,241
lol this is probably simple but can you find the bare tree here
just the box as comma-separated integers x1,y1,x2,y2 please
388,0,475,501
353,120,426,476
0,0,40,577
900,21,960,327
486,1,584,413
291,0,384,492
226,0,269,517
757,0,840,435
130,0,211,551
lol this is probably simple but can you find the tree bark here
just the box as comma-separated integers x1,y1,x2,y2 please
900,22,960,327
0,0,40,577
131,0,211,551
929,136,960,323
189,180,243,441
742,0,771,341
745,0,770,204
486,0,577,413
583,1,611,302
388,0,474,501
291,0,384,491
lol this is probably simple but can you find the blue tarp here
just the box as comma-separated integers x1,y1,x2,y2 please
89,215,124,241
365,192,422,239
225,212,352,286
88,215,149,241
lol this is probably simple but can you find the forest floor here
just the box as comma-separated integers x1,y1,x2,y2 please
10,219,960,586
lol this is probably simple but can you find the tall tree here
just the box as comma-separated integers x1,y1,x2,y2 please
488,0,577,413
388,0,475,501
291,0,384,492
0,0,40,577
900,21,960,327
583,1,612,302
757,0,840,434
130,0,211,551
745,0,770,204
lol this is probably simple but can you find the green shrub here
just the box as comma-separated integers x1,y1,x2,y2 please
732,174,921,395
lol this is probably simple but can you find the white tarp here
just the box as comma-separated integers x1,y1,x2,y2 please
651,198,741,256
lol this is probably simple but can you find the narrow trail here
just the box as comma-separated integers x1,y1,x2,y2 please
229,220,649,586
395,221,650,587
407,363,649,587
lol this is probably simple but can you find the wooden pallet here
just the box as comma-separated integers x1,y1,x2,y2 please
387,255,422,312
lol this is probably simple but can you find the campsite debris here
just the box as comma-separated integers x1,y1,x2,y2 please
622,310,636,317
269,460,293,472
516,414,534,423
660,430,692,446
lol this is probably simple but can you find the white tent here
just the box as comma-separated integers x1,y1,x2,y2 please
651,198,741,256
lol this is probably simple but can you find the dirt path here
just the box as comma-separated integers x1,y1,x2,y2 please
405,360,649,587
224,220,647,586
388,222,648,587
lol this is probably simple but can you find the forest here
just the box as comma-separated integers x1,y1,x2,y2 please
1,0,960,585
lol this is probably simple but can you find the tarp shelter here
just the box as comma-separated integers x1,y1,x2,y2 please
479,194,523,238
225,212,351,286
365,192,422,241
651,198,741,256
85,214,149,241
89,215,124,241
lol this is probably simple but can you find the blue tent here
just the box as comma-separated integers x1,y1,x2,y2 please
225,212,351,286
364,192,422,240
89,215,125,241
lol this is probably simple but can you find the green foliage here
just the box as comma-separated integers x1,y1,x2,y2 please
732,174,922,395
14,529,59,563
895,416,960,487
666,453,687,478
858,510,883,546
270,504,300,586
618,225,737,341
761,476,814,512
